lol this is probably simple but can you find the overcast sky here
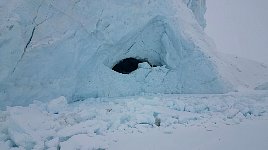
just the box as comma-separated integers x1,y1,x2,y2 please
205,0,268,64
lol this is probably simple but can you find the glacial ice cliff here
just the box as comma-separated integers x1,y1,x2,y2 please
0,0,230,108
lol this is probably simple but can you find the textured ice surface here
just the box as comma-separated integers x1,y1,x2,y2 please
73,15,229,100
0,91,268,149
255,82,268,90
0,0,232,107
186,0,207,29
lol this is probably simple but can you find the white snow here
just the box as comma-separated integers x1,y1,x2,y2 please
255,82,268,91
216,53,268,91
109,119,268,150
0,91,268,149
47,96,68,114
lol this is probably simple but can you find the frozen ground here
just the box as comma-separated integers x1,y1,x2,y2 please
0,90,268,150
110,119,268,150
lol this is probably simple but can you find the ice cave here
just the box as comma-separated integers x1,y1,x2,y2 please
0,0,231,108
112,58,158,74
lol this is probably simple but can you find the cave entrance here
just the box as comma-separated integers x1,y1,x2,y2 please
112,57,153,74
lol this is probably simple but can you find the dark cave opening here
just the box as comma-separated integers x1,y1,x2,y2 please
112,57,154,74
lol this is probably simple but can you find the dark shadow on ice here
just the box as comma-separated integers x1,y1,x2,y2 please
112,57,157,74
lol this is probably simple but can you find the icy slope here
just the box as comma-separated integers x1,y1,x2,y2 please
74,15,228,100
215,53,268,91
0,0,230,107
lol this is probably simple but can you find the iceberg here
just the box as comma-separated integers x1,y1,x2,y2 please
0,0,230,108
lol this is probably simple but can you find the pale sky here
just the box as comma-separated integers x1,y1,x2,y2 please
205,0,268,64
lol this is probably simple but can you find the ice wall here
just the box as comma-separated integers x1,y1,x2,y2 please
186,0,207,29
0,0,230,108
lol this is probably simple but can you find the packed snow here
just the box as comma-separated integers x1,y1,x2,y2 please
255,82,268,91
0,90,268,150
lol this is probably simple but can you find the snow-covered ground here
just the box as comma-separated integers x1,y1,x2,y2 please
109,119,268,150
1,90,268,150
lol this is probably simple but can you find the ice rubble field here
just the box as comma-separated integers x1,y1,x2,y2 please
1,90,268,150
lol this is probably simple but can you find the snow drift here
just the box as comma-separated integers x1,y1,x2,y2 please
1,92,268,149
0,0,231,107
